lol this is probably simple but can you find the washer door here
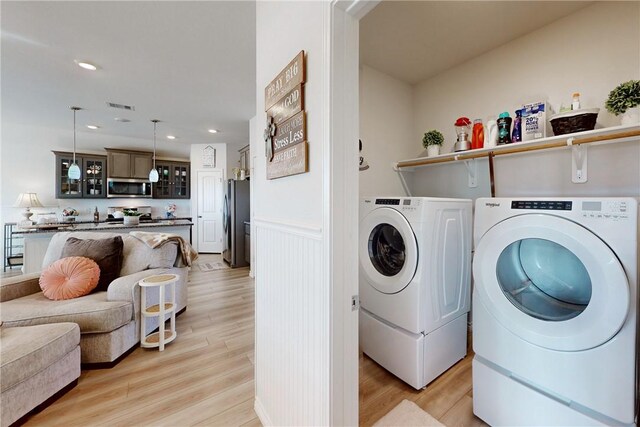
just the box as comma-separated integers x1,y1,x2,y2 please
360,207,418,294
474,214,629,351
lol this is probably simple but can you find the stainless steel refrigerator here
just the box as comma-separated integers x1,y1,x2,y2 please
222,179,250,267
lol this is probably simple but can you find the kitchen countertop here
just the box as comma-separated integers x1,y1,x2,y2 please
15,219,193,235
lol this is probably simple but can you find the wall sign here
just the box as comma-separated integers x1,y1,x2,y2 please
202,145,216,168
267,84,304,125
264,51,308,180
264,51,305,111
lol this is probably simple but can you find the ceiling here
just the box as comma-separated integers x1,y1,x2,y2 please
360,1,593,85
1,1,256,155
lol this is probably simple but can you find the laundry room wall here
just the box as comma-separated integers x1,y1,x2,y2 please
408,1,640,199
359,65,415,197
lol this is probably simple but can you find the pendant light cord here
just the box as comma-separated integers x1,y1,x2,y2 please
73,107,77,164
153,120,157,169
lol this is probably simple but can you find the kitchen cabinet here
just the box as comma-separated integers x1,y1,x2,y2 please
239,145,250,178
54,151,107,199
153,161,190,199
106,149,153,179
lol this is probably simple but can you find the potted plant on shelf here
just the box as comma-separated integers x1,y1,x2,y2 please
605,80,640,125
422,130,444,157
123,209,143,226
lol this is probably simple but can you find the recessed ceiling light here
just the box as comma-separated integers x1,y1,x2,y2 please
208,129,218,134
166,135,176,140
74,60,99,71
114,118,131,123
86,125,100,130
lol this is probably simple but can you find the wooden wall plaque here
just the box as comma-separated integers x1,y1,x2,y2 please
267,84,303,124
272,111,306,154
264,51,305,111
267,142,308,180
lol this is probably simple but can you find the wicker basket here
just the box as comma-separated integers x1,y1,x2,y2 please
549,108,599,136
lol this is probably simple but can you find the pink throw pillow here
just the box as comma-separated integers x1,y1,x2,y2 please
40,256,101,300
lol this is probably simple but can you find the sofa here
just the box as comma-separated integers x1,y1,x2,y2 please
0,231,189,365
0,322,80,427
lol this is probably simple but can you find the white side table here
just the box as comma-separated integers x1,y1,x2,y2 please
139,273,178,351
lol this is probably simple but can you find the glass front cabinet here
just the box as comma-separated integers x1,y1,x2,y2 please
152,161,190,199
54,151,107,199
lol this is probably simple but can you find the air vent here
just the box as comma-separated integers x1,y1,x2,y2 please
106,102,135,111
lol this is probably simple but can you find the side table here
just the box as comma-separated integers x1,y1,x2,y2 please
139,273,178,351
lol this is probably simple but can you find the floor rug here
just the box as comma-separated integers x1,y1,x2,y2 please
373,399,445,427
196,262,229,272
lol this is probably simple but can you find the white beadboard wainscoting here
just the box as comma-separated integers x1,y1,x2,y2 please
254,218,329,426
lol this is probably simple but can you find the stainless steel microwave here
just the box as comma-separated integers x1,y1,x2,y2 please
107,178,152,198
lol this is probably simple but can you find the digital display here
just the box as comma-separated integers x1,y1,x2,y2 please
511,201,572,210
376,199,400,205
582,201,602,212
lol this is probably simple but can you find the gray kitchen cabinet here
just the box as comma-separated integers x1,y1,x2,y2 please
239,144,250,178
54,151,107,199
152,161,190,199
106,149,153,179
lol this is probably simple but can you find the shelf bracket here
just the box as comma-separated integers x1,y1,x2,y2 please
569,139,588,183
393,164,413,197
462,159,478,188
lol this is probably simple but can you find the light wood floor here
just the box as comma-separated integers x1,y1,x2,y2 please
24,254,262,427
359,331,488,427
9,256,484,426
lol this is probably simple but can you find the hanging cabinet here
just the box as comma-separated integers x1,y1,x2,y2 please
54,151,107,199
105,149,153,179
152,161,190,199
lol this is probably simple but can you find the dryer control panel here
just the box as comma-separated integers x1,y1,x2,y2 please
580,200,630,220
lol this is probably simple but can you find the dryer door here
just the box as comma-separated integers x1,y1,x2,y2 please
474,214,629,351
360,207,418,294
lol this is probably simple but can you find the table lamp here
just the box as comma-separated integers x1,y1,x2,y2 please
14,193,43,224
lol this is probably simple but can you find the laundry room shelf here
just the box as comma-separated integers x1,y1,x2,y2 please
394,124,640,169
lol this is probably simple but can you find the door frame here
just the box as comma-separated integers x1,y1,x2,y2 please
327,1,379,424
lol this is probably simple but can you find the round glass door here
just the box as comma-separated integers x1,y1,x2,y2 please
360,207,417,294
368,223,406,276
473,214,629,351
496,238,591,322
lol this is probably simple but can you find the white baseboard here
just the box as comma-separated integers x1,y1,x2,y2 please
254,397,273,427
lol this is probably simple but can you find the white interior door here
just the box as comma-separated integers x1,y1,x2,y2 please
197,170,223,253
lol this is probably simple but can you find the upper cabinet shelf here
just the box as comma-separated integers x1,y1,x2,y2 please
395,124,640,169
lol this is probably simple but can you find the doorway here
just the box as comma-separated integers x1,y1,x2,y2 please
196,169,224,253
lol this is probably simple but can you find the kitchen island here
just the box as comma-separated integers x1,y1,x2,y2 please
15,219,193,274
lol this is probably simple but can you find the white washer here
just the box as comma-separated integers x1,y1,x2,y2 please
359,197,472,389
472,197,638,426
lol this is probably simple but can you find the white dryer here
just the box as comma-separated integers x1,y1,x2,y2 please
472,197,638,426
359,197,472,389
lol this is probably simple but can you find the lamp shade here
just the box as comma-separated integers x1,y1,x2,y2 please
149,168,159,183
14,193,43,208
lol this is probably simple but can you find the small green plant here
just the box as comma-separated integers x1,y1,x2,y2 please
422,130,444,148
605,80,640,116
123,210,143,216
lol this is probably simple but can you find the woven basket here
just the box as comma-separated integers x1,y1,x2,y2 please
550,108,599,136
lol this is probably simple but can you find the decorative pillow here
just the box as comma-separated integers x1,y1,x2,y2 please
61,236,124,292
39,256,100,300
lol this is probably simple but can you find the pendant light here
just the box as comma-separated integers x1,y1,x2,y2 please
149,120,159,183
68,106,82,180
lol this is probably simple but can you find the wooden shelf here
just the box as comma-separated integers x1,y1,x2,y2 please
142,303,175,316
395,124,640,169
